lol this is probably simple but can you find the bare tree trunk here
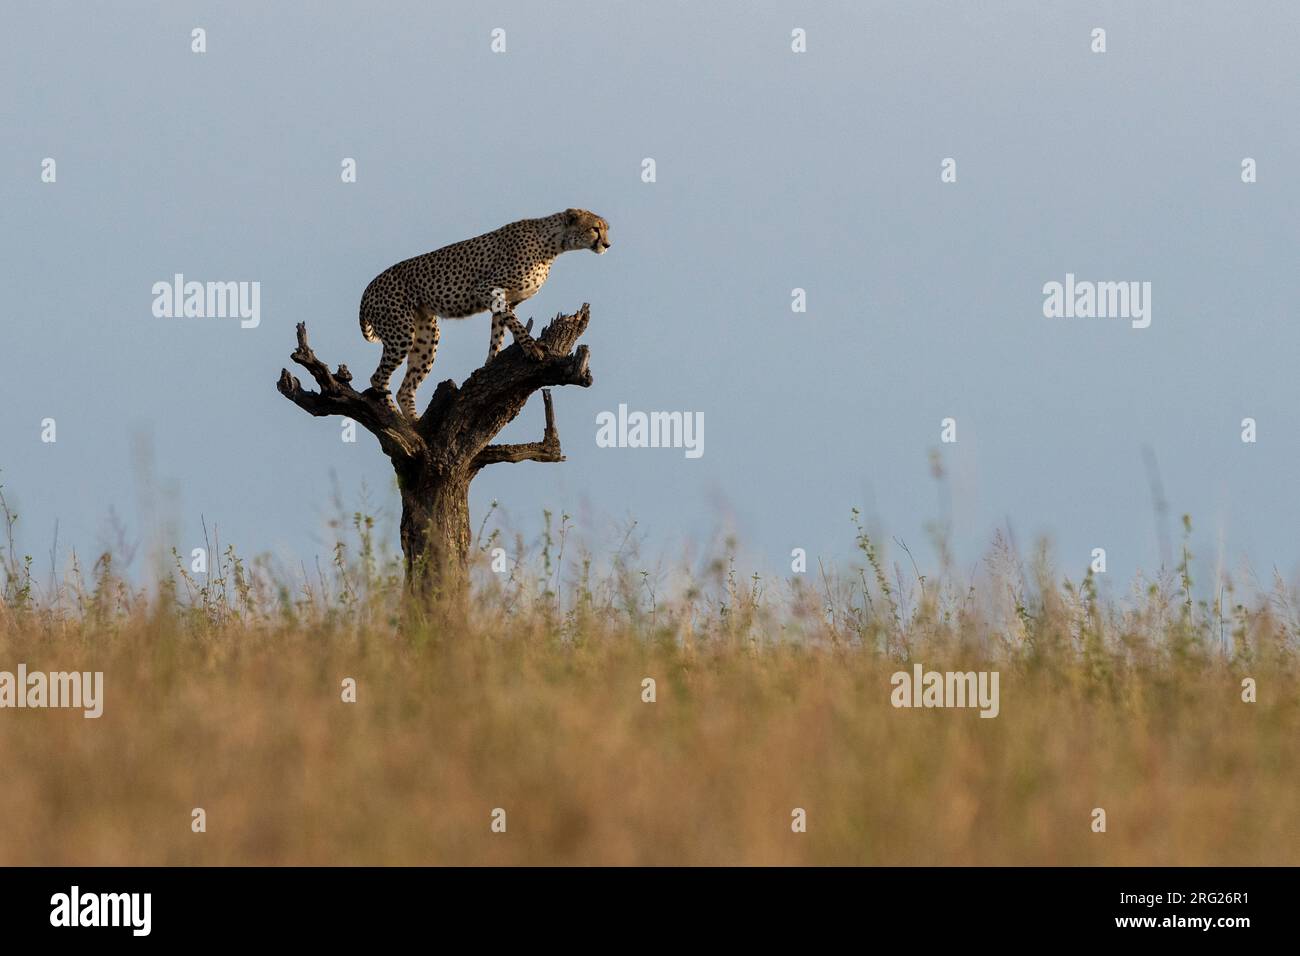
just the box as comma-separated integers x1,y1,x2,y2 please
399,470,470,585
277,305,593,595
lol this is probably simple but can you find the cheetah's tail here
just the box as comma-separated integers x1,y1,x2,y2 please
360,313,379,343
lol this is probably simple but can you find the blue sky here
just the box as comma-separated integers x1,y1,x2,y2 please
2,1,1297,594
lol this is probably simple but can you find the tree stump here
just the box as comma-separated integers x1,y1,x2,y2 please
277,304,594,594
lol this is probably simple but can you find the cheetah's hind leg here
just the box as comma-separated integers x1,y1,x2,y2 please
367,314,414,413
397,317,440,419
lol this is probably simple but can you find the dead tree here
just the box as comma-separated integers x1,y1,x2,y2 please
277,305,593,593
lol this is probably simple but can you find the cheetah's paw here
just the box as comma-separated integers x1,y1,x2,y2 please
369,389,400,412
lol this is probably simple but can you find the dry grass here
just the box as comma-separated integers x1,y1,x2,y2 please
0,494,1296,866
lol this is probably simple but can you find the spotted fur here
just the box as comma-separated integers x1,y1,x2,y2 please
360,209,610,418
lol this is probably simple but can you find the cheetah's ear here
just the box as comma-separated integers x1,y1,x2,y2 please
564,208,581,225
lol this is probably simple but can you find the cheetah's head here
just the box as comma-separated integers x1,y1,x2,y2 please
561,209,611,254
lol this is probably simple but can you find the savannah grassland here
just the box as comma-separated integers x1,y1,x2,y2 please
0,496,1297,867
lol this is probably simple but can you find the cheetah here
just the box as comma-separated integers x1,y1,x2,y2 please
359,209,611,418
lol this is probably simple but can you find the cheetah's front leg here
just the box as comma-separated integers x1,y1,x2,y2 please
493,310,545,362
486,312,507,364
